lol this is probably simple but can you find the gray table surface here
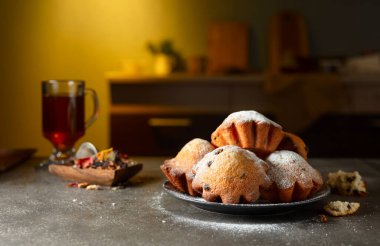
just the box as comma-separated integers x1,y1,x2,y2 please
0,157,379,246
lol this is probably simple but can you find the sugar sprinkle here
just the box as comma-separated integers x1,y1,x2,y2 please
149,192,285,234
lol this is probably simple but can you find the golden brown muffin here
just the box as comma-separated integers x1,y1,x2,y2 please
211,111,285,157
191,145,271,204
276,132,308,160
262,150,323,203
160,138,215,195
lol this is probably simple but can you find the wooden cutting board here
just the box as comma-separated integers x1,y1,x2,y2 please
48,163,143,186
0,148,37,172
207,22,249,74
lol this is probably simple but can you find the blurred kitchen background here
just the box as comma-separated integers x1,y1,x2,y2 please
1,0,380,157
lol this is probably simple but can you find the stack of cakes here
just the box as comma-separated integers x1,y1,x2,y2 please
161,110,323,204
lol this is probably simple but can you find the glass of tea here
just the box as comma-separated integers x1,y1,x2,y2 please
42,80,99,164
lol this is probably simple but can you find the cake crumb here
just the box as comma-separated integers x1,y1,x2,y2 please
324,201,360,216
111,186,125,190
327,170,367,196
86,184,101,190
78,182,89,188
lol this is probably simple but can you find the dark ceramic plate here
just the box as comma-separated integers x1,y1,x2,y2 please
163,181,330,215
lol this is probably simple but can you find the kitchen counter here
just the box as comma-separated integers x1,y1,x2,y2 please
0,157,379,245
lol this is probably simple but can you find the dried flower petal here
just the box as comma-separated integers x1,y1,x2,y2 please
97,148,114,161
75,157,94,169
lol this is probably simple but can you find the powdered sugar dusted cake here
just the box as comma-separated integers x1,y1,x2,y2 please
211,110,285,157
262,150,323,202
191,145,271,204
219,111,282,128
160,138,215,195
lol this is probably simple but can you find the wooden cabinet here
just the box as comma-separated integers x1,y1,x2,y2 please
111,113,226,155
108,73,380,157
108,74,267,155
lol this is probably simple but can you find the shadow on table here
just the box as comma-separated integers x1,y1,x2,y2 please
124,174,162,187
190,202,327,224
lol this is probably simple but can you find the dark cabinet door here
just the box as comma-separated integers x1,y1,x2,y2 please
301,114,380,158
110,114,226,156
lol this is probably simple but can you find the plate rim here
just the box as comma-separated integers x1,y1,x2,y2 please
163,180,330,209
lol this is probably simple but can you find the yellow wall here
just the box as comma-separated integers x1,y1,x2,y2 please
0,0,251,156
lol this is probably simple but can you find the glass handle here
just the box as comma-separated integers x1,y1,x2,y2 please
85,88,99,128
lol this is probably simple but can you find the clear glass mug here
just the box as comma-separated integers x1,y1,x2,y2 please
42,80,99,164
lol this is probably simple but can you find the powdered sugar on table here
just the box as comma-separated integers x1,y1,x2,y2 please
149,191,285,234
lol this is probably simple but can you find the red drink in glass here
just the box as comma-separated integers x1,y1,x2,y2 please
41,80,98,164
42,95,85,151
